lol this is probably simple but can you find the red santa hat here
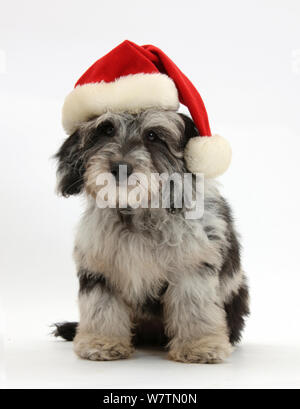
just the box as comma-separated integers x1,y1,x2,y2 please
62,40,231,178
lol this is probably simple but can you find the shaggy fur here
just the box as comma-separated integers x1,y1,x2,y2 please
54,109,249,364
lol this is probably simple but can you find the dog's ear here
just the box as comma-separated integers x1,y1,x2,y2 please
55,131,85,197
178,113,199,149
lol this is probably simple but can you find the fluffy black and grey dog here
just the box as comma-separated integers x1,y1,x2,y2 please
54,109,249,364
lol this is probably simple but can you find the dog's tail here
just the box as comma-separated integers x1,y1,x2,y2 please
52,322,78,341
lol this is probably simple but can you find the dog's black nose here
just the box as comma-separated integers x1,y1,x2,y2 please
110,161,133,180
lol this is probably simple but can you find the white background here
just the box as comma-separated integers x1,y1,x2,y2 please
0,0,300,389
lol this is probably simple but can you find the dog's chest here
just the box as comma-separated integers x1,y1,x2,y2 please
74,208,216,299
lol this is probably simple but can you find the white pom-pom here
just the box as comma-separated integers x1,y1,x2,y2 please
184,134,232,178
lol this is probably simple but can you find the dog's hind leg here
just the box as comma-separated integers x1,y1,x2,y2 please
132,317,169,348
73,270,134,361
224,282,250,345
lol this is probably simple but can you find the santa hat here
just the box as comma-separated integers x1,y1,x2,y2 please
62,40,231,178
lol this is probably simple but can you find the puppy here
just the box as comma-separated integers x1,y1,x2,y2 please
54,109,249,364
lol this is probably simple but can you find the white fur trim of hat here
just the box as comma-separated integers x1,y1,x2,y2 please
184,134,232,178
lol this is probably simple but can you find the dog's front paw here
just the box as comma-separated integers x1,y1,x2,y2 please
74,333,134,361
169,334,233,364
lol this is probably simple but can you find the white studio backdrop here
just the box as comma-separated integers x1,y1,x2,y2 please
0,0,300,388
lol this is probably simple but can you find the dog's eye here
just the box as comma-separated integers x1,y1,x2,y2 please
97,121,115,137
146,130,158,142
